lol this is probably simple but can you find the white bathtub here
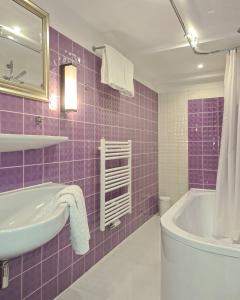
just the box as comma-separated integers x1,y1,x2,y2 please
161,189,240,300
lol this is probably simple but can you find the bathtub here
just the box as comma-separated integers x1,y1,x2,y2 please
161,189,240,300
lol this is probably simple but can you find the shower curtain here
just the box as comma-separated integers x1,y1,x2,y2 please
213,49,240,241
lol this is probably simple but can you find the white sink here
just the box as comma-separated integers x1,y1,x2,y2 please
0,183,69,260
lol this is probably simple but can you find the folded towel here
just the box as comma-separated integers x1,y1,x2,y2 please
57,185,90,255
101,44,134,97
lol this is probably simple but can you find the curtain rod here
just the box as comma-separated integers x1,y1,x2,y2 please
169,0,240,55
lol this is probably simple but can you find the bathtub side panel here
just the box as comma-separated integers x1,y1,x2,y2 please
161,232,240,300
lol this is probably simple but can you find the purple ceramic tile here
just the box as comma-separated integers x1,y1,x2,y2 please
0,276,21,300
202,112,218,127
189,170,203,185
188,98,224,189
83,49,95,70
24,99,42,115
48,72,60,101
9,256,22,280
22,264,41,299
24,289,41,300
73,258,85,281
49,27,59,52
42,277,58,300
85,87,95,106
189,183,204,189
77,64,85,85
218,111,223,127
43,94,60,118
0,111,23,134
95,244,104,263
72,42,84,65
23,248,42,271
203,156,219,171
203,98,218,112
60,141,73,161
44,163,60,183
50,50,59,74
60,119,73,139
0,26,159,300
218,97,224,111
188,99,203,113
24,165,43,187
0,94,23,112
42,235,58,260
44,117,60,136
189,155,203,170
59,245,73,272
188,113,202,127
59,33,73,57
42,254,58,284
60,161,73,182
85,68,95,88
24,114,43,135
58,267,72,294
74,160,84,180
84,250,95,272
24,149,43,165
0,151,23,168
44,145,60,163
203,141,219,156
188,141,203,156
203,170,217,186
188,127,202,141
74,141,84,160
0,167,23,192
202,126,218,141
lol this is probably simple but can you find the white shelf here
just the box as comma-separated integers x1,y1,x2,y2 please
0,134,69,152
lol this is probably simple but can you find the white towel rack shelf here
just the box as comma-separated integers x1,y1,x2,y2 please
99,138,132,231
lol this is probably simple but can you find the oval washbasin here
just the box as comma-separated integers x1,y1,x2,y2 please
0,182,69,260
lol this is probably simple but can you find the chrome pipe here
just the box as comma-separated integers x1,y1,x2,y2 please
0,261,9,289
169,0,240,55
92,45,106,52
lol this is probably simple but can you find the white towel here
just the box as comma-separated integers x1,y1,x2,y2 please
101,44,134,97
57,185,90,255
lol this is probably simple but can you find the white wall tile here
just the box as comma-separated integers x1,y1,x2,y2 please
158,82,224,203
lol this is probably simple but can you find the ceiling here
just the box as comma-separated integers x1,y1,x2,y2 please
35,0,240,92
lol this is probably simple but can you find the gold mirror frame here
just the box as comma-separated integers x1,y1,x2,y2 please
0,0,49,102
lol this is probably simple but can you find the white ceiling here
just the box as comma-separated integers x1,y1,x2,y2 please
35,0,240,92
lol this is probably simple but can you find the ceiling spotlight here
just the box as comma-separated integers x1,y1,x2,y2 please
198,64,204,69
186,28,198,48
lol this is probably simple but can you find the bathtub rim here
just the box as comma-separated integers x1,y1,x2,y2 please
160,188,240,258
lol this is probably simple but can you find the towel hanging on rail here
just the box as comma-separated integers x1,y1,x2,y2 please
101,44,134,97
57,185,90,255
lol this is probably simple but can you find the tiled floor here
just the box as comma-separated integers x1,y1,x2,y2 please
56,216,161,300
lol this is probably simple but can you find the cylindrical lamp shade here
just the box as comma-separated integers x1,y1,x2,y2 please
61,64,78,111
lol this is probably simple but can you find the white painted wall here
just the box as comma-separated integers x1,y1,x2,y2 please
33,0,157,92
158,81,224,204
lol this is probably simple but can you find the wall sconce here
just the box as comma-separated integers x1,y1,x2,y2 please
60,64,78,112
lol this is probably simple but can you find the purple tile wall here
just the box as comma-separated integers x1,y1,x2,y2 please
0,27,158,300
188,97,224,189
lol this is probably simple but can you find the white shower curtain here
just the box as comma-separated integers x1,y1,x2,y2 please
213,49,240,241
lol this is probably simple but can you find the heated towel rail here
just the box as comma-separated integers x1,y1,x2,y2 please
99,138,132,231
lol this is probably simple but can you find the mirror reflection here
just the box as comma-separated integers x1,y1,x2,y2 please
0,0,44,90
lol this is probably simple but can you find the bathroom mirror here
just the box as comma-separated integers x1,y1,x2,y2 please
0,0,49,101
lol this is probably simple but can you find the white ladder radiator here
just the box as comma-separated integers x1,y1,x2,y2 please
99,138,132,231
